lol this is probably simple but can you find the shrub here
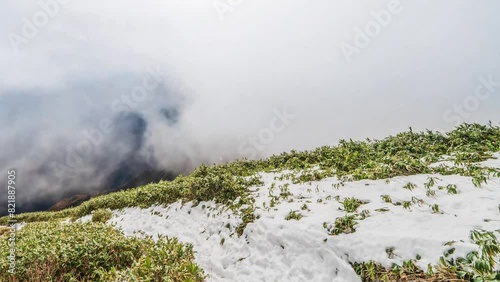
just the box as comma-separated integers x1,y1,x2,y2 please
0,222,204,282
439,230,500,281
2,122,499,230
403,182,417,191
0,226,10,237
328,215,358,235
91,209,113,223
340,197,366,213
285,210,303,221
352,260,464,282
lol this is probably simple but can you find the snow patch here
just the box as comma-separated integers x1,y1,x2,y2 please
107,161,500,281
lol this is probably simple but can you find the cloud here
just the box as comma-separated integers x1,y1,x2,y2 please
1,0,500,213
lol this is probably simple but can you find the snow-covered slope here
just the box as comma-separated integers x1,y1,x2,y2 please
87,154,500,282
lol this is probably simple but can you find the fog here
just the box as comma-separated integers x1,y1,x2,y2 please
1,0,500,213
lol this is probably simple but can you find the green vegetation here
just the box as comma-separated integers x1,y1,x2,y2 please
446,184,459,194
3,123,500,226
380,194,392,203
285,210,303,221
91,209,113,223
359,209,370,220
431,204,441,214
1,166,264,233
426,187,436,197
327,215,358,235
353,230,500,282
403,182,417,191
424,177,437,189
385,247,396,259
351,259,457,282
402,201,413,210
0,226,10,237
0,222,204,282
1,123,499,281
288,169,335,184
439,230,500,281
339,197,367,213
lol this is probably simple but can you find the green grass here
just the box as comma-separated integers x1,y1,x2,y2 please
403,182,417,191
340,197,367,213
0,166,263,232
351,259,457,282
327,215,358,235
91,209,113,223
439,230,500,281
285,210,303,221
352,230,500,281
380,194,392,203
0,222,204,282
1,122,500,281
3,123,500,226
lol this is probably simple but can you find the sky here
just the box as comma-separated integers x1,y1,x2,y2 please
1,0,500,212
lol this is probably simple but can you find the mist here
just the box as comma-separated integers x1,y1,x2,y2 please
1,0,500,213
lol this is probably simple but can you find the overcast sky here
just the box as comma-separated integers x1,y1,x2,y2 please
1,0,500,210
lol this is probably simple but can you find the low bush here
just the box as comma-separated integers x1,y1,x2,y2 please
91,209,113,223
2,123,500,227
0,222,204,282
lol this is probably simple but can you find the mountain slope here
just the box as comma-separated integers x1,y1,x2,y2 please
83,155,500,281
1,123,500,281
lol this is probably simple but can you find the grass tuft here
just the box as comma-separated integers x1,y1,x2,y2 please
0,222,204,282
91,209,113,223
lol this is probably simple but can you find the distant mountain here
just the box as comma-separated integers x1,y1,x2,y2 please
3,124,500,281
48,170,177,211
48,194,91,211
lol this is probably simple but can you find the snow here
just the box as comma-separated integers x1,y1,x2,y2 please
105,156,500,282
480,152,500,169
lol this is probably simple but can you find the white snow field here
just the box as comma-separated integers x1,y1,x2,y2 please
97,154,500,282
